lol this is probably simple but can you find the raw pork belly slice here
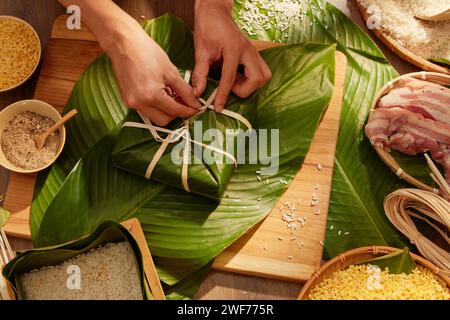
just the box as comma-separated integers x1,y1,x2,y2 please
365,107,450,182
378,77,450,125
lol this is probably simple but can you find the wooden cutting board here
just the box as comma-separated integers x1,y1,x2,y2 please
3,15,347,282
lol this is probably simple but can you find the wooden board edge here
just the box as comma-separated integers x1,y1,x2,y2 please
213,252,316,282
121,218,165,300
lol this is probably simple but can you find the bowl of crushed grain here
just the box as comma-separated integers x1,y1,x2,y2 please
0,16,41,92
298,246,450,300
0,100,65,173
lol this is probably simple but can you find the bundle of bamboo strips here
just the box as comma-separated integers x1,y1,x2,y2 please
384,155,450,275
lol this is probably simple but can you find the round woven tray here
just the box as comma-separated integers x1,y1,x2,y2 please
369,72,450,193
298,246,450,300
355,1,450,74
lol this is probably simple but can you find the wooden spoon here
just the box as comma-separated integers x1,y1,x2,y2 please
416,8,450,22
34,109,77,150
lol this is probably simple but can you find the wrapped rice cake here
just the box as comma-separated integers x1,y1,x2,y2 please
112,80,257,200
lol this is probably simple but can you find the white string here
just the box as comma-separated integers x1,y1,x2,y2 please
384,189,450,275
123,71,252,191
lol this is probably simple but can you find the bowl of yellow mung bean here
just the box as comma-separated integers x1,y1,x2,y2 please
0,16,41,92
298,246,450,300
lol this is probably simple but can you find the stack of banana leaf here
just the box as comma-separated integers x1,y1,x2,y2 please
30,0,415,299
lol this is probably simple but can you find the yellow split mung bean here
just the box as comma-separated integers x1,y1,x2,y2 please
308,264,450,300
0,17,40,90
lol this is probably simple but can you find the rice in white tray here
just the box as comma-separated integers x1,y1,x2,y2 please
358,0,450,61
20,242,143,300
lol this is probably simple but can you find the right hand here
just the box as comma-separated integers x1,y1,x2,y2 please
108,26,200,126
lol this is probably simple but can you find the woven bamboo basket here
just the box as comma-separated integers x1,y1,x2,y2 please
369,72,450,193
4,218,165,300
298,246,450,300
355,1,450,74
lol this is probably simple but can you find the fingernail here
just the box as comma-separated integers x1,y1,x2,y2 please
215,104,224,112
195,100,202,109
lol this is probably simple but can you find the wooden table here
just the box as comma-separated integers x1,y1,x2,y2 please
0,0,417,300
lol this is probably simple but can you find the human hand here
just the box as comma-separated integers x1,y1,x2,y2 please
108,24,200,126
59,0,200,126
193,0,272,112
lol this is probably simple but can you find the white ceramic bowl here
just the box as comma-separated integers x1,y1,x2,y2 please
0,15,42,93
0,100,65,173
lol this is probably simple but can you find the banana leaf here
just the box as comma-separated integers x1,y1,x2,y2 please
431,58,450,67
233,0,410,257
30,15,194,241
34,39,336,289
163,262,212,300
112,79,257,200
0,207,9,227
359,247,416,274
35,133,163,247
3,221,151,300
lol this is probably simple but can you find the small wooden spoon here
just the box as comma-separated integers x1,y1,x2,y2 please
34,109,77,150
416,8,450,22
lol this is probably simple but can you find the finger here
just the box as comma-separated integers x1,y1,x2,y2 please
215,50,239,112
257,54,272,82
192,52,211,97
168,74,201,109
139,107,175,127
232,52,266,99
154,89,198,118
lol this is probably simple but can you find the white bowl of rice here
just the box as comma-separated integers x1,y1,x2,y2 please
0,16,41,92
0,100,66,173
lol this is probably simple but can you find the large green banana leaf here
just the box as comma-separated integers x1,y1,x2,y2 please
32,14,335,292
233,0,410,257
163,262,212,300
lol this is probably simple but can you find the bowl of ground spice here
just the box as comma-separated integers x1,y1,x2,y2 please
0,16,41,92
0,100,66,173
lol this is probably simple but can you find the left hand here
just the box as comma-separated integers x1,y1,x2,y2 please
193,0,272,112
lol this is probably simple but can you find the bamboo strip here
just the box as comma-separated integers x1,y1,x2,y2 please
383,189,450,274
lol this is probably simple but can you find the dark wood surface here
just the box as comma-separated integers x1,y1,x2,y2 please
0,0,418,299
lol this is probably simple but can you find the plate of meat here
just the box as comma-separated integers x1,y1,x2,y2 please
365,72,450,193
